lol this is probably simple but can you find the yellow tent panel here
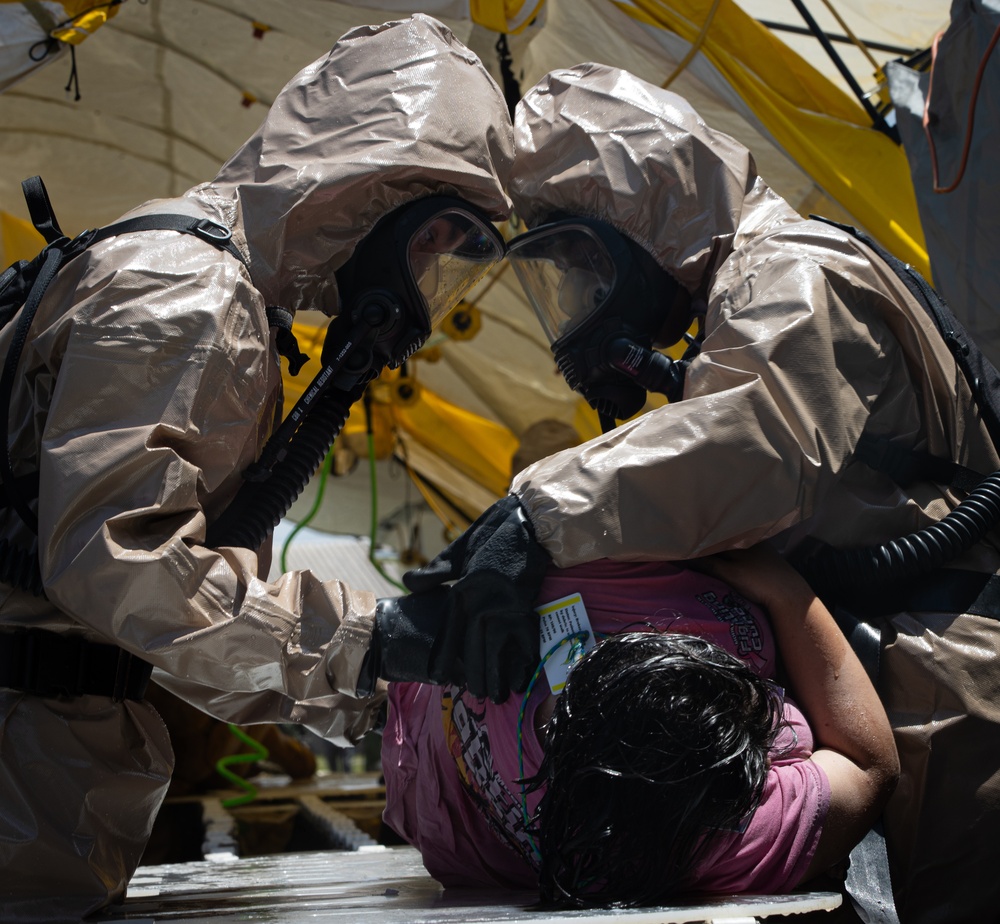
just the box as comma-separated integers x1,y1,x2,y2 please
0,210,45,265
618,0,930,275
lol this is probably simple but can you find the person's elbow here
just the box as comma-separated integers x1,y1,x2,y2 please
870,742,901,812
800,742,901,883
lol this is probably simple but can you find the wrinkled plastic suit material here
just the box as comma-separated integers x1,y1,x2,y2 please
508,63,1000,924
0,14,512,922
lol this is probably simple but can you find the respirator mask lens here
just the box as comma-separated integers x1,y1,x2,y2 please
509,218,690,428
407,209,504,328
507,224,617,344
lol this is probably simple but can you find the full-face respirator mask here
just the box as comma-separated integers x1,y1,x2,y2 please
507,218,694,432
207,195,505,550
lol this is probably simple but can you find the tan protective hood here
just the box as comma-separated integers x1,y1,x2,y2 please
139,13,514,316
509,62,794,296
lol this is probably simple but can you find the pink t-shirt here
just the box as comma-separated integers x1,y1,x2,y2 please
382,560,829,893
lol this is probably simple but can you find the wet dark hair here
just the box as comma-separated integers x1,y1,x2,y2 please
530,631,782,908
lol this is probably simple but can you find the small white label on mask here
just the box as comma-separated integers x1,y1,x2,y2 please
536,593,595,694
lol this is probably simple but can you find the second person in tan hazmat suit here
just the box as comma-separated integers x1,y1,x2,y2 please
0,16,538,923
404,63,1000,923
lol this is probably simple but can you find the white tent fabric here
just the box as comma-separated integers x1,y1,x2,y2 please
0,0,947,236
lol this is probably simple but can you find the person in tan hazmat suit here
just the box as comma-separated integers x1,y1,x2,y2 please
403,64,1000,923
0,15,540,922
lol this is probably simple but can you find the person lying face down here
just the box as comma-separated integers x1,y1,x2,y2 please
533,630,781,906
381,546,898,906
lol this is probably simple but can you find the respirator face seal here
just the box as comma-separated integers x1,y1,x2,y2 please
508,218,684,424
335,196,505,370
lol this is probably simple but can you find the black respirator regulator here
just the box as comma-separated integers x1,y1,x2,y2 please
507,217,693,431
206,195,505,550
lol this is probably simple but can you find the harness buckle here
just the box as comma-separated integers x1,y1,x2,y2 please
193,218,233,244
105,646,153,702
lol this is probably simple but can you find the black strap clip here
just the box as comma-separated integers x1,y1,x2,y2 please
266,305,310,375
111,644,149,703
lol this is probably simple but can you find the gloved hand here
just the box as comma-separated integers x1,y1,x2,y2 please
404,494,550,595
400,494,550,702
355,588,449,698
356,582,538,703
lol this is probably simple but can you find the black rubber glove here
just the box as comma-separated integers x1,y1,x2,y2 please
356,583,537,703
404,495,548,595
401,494,550,702
356,589,447,697
447,569,540,702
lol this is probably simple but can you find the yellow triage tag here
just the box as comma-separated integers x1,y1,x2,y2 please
535,592,595,694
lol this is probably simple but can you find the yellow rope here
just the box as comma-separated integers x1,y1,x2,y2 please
660,0,725,90
815,0,880,71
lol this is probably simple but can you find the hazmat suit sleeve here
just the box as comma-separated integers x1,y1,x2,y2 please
33,233,380,744
512,229,968,569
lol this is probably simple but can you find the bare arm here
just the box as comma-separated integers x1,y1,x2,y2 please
696,546,899,883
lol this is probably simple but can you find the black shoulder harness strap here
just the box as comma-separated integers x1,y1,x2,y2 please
19,174,250,265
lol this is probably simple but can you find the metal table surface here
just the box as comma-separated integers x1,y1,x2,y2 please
94,845,841,923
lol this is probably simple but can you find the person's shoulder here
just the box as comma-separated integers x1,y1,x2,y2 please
727,215,872,272
770,697,816,760
692,748,829,894
71,230,263,345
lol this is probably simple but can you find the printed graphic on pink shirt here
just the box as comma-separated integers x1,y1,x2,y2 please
441,686,540,869
694,589,769,673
